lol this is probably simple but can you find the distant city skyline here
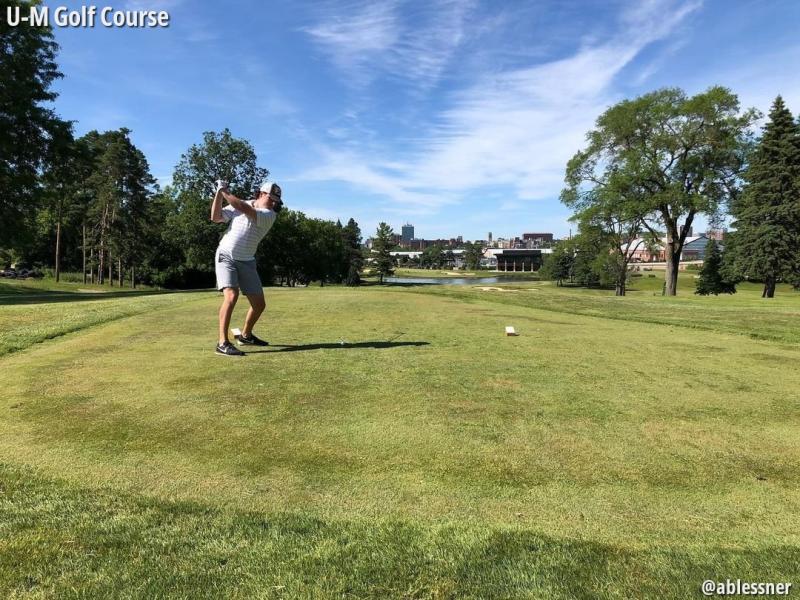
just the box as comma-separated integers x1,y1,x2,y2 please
50,0,800,240
382,223,556,243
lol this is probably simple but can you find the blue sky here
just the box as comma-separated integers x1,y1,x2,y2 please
50,0,800,240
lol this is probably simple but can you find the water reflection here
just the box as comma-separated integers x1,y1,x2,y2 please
384,276,537,285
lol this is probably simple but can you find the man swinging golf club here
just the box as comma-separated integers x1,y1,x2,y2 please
210,179,283,356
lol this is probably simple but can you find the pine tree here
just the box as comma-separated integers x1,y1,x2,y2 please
342,218,363,286
371,222,395,283
695,238,736,295
729,96,800,297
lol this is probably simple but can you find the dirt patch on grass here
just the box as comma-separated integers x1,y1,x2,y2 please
475,287,516,292
481,378,522,391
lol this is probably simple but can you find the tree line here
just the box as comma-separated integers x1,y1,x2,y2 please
543,88,800,297
0,10,364,288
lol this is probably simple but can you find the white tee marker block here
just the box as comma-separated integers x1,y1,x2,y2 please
505,326,518,336
232,328,242,337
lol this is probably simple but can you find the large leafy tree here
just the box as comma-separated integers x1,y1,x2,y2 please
728,96,800,298
169,129,268,275
564,87,757,295
371,222,396,283
0,0,67,250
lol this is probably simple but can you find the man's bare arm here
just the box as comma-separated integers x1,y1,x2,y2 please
220,189,257,221
210,188,225,223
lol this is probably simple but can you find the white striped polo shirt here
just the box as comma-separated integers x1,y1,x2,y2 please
217,202,277,261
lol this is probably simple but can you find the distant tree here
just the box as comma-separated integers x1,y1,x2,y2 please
539,241,574,286
258,209,307,287
372,222,395,283
728,96,800,298
421,245,444,269
0,0,67,250
570,233,605,288
444,249,455,268
564,87,757,295
463,242,484,270
306,218,346,286
342,218,363,286
695,238,736,295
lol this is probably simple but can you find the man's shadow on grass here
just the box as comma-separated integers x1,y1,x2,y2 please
246,341,429,353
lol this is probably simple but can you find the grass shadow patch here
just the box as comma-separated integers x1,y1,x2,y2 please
2,463,799,599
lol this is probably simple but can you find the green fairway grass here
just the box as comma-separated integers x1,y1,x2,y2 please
1,277,799,597
420,277,800,344
0,280,209,357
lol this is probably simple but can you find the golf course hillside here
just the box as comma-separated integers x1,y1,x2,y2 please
1,277,800,598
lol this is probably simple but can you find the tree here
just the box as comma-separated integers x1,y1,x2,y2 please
372,222,395,283
562,168,648,295
421,245,444,269
728,96,800,298
462,242,484,270
256,210,349,287
695,238,736,295
79,129,156,286
569,233,605,288
37,121,91,282
540,241,575,286
133,187,185,287
564,87,757,295
111,134,158,287
0,0,66,250
342,218,363,286
169,130,268,283
305,218,346,286
258,209,307,287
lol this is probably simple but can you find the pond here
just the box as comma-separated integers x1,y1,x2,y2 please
384,276,539,285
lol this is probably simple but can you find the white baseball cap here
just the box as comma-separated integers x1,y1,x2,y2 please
259,182,281,198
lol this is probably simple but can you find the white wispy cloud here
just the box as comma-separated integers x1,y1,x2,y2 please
297,0,703,211
300,147,457,212
301,0,474,89
301,1,400,85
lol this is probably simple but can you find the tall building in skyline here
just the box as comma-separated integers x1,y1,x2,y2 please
488,232,492,243
401,223,414,243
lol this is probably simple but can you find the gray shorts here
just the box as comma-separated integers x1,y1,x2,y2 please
215,250,263,295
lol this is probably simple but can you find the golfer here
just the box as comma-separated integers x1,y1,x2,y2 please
210,180,283,356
